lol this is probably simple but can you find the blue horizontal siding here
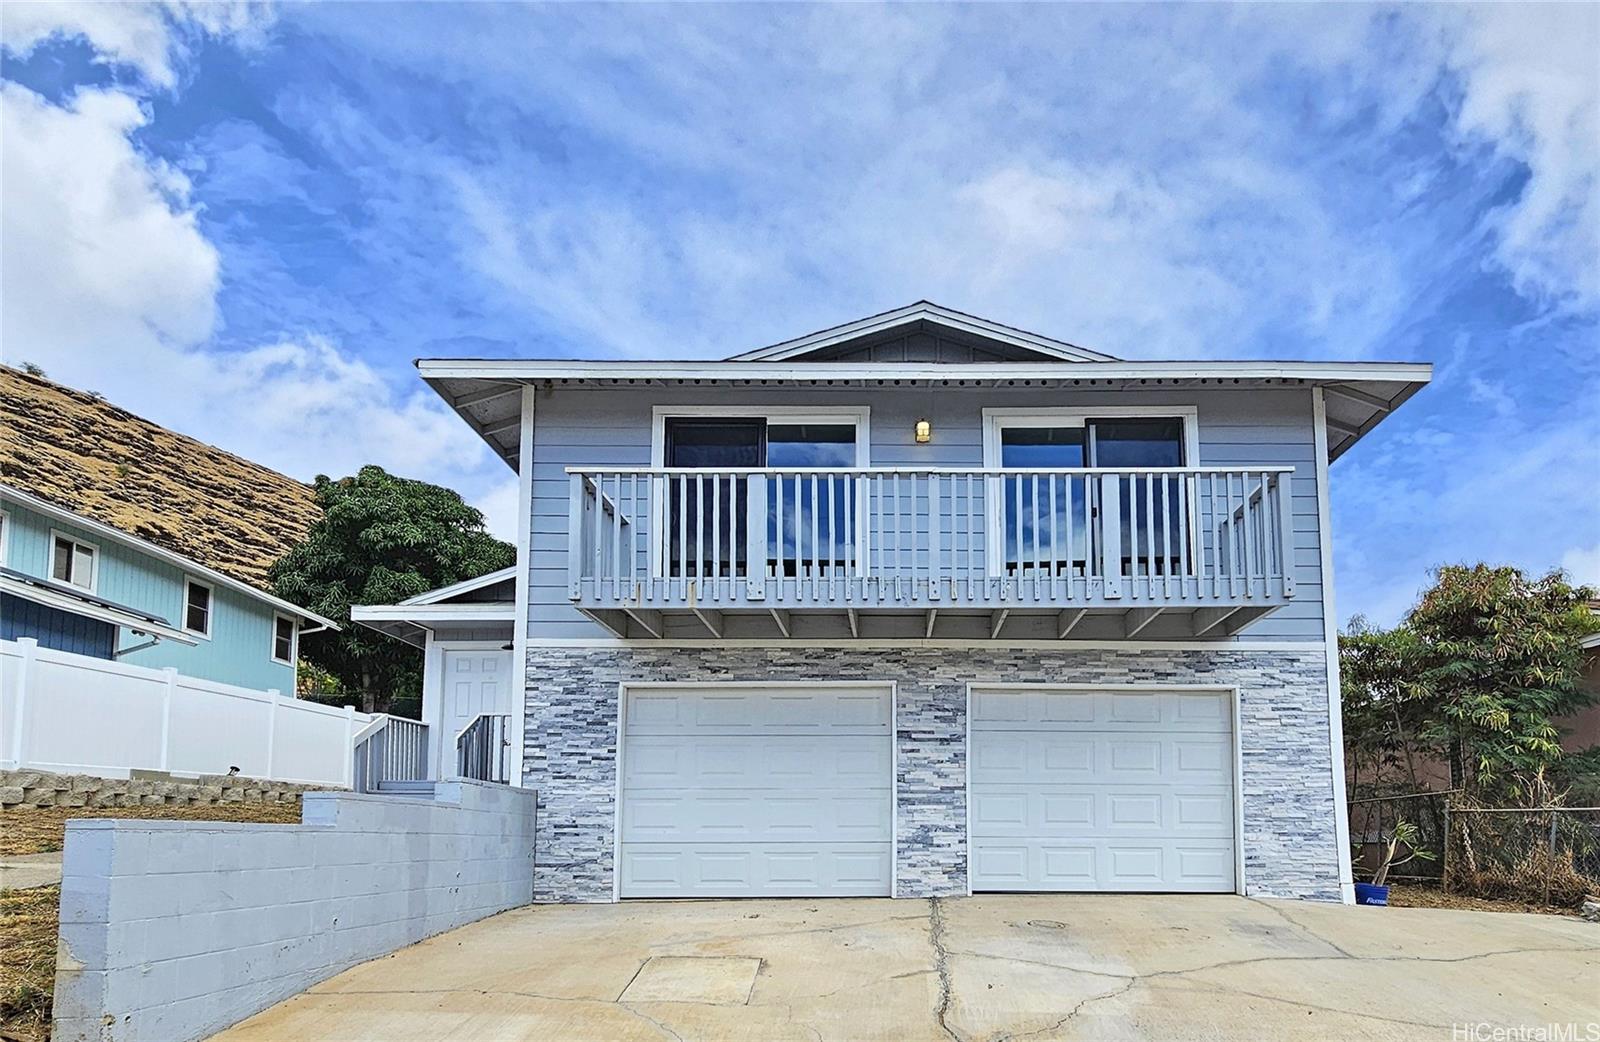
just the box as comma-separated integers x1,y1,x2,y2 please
1,499,296,691
526,385,1330,642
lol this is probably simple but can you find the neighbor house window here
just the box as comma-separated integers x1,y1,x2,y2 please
272,614,297,665
183,579,213,638
50,533,97,591
0,511,8,566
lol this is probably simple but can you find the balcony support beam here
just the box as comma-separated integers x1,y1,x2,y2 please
579,608,630,639
1124,607,1164,638
990,609,1011,639
1191,605,1241,637
691,608,724,638
924,609,938,639
847,608,860,638
1057,608,1088,639
622,607,664,639
769,609,792,638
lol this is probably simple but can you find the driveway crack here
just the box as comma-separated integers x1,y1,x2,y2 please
929,897,963,1042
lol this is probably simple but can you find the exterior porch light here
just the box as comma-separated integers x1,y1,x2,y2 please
914,418,932,444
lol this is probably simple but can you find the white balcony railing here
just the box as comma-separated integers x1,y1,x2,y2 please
567,467,1297,612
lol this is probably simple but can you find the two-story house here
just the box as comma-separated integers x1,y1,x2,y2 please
0,366,336,693
356,302,1430,905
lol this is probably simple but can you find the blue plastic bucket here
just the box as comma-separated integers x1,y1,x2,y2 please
1354,882,1390,906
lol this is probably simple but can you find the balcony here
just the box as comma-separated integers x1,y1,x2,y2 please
566,467,1297,640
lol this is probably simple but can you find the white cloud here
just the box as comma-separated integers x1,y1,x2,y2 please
0,33,505,508
1442,4,1600,309
471,477,521,542
0,1,269,90
1,82,219,372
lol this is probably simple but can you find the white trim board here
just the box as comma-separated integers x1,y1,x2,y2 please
400,566,517,605
523,637,1326,652
963,682,1246,897
1312,388,1356,905
511,384,537,790
727,301,1118,363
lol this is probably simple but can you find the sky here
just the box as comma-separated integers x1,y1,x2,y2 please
1,2,1596,627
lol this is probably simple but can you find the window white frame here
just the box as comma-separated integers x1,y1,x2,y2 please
182,577,214,639
271,612,298,665
647,405,872,580
49,530,99,593
0,509,9,566
980,407,1200,579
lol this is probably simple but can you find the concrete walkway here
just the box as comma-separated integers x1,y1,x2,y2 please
0,851,62,889
212,894,1600,1041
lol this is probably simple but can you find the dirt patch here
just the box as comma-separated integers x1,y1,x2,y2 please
1387,881,1581,917
0,885,58,1042
0,800,303,856
0,802,306,1041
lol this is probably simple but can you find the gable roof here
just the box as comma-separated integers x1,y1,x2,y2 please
0,365,322,594
727,301,1120,363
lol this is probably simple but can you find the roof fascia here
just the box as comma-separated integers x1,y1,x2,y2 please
728,303,1118,363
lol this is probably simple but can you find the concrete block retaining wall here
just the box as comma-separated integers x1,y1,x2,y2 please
0,768,323,809
52,779,537,1042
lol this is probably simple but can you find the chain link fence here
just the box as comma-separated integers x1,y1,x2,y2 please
1347,790,1452,882
1443,806,1600,906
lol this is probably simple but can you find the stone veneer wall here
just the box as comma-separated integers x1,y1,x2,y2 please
524,645,1342,903
0,768,323,809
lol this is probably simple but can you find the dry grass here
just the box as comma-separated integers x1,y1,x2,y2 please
0,885,59,1042
1388,880,1583,917
0,802,305,1041
0,800,303,857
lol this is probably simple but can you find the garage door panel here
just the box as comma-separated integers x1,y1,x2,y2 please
620,843,891,898
972,786,1232,838
973,838,1235,892
624,735,890,789
621,685,893,899
628,687,891,735
973,689,1231,733
970,688,1237,893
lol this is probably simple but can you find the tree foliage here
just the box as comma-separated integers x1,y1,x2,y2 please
270,466,516,715
1340,564,1598,804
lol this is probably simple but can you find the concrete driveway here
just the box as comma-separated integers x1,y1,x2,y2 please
213,895,1599,1041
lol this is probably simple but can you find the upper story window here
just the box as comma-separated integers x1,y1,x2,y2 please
183,579,213,638
272,614,297,665
654,408,868,579
51,532,97,591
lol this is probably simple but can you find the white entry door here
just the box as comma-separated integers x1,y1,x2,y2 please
969,688,1238,893
440,648,514,778
619,684,894,898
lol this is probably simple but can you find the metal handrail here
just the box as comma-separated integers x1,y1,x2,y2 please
456,713,512,784
351,714,429,793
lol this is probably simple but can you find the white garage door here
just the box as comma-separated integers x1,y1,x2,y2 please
969,688,1237,893
619,684,894,898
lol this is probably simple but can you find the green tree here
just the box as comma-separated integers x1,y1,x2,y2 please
270,466,516,715
1406,565,1597,800
1342,565,1598,803
1339,617,1427,793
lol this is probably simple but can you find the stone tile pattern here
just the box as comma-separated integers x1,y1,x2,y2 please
52,780,536,1042
0,768,322,809
523,646,1340,904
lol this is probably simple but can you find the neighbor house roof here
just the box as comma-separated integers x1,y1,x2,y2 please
0,365,322,592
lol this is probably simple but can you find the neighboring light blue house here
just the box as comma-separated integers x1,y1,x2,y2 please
1,484,336,692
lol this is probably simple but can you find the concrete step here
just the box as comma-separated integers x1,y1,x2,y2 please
374,780,437,797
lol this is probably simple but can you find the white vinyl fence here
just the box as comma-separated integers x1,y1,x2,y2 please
0,638,372,786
